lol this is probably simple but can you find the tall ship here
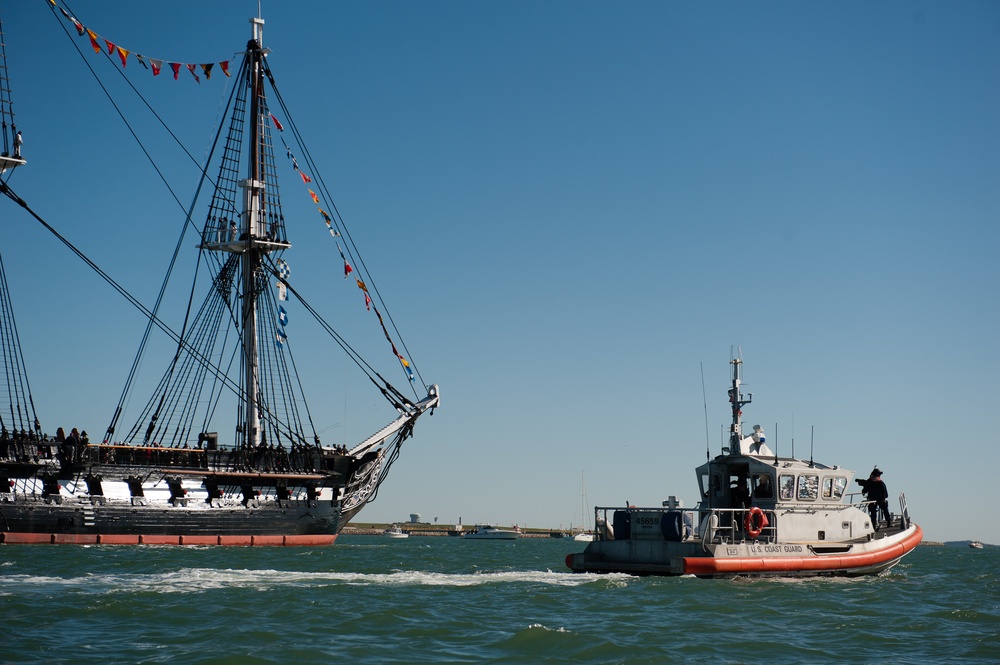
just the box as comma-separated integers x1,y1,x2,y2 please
567,356,922,577
0,8,438,545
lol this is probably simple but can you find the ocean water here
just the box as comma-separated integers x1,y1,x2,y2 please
1,537,996,664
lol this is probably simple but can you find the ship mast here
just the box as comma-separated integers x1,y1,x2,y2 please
0,14,38,440
241,16,267,449
728,357,751,454
0,15,26,175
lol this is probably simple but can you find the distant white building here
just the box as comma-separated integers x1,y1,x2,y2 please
409,513,422,524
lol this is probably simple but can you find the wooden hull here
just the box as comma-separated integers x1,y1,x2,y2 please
0,493,343,545
0,446,385,545
1,532,336,546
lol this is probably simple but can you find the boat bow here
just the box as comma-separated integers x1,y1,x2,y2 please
349,385,440,458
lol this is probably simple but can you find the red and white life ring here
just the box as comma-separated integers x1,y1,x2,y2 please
744,506,769,539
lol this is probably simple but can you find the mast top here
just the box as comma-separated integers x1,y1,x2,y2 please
725,357,772,457
250,16,265,46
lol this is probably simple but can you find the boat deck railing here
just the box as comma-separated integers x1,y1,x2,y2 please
589,493,913,546
846,491,912,530
586,505,804,546
701,507,778,544
589,505,780,545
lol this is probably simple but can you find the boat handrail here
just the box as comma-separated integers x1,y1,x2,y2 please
897,491,911,529
846,491,868,504
588,505,777,545
699,507,777,544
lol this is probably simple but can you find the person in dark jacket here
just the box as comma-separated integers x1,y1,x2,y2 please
857,467,891,529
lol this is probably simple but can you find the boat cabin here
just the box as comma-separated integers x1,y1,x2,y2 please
696,456,855,513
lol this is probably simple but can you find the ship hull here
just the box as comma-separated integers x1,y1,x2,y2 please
0,489,344,546
0,492,381,546
0,444,383,546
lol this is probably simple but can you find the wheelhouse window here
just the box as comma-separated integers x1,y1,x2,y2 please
797,474,819,501
711,473,725,500
752,474,774,499
779,474,795,500
822,476,847,500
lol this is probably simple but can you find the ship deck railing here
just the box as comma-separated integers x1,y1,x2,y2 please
83,444,210,469
79,444,329,474
1,439,329,476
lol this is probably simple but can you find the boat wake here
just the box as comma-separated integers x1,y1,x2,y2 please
0,568,632,594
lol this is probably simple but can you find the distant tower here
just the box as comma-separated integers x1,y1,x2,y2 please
409,513,421,524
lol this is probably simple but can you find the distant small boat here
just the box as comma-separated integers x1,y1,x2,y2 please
570,472,594,543
383,525,409,539
463,525,520,540
969,541,984,549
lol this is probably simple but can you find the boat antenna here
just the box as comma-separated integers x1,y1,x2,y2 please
773,422,779,466
791,412,795,459
701,361,710,460
809,425,815,468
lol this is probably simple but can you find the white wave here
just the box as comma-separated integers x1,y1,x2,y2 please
0,568,631,594
525,623,571,633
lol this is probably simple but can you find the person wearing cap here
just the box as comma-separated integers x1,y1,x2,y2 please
862,467,891,530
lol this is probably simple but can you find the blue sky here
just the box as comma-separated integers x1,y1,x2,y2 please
2,1,998,544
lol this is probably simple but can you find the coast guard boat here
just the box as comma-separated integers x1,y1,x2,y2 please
567,357,922,577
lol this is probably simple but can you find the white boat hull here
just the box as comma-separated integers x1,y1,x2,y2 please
568,519,922,577
463,526,519,540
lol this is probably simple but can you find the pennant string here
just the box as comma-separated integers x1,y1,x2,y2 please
48,1,418,380
49,0,231,84
282,125,415,381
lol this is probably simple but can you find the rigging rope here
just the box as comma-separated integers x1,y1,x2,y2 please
0,251,40,437
15,4,422,449
263,62,426,395
46,1,240,442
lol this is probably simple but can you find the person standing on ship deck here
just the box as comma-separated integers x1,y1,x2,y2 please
862,468,891,529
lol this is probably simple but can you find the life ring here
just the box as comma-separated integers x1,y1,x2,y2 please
744,506,769,539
